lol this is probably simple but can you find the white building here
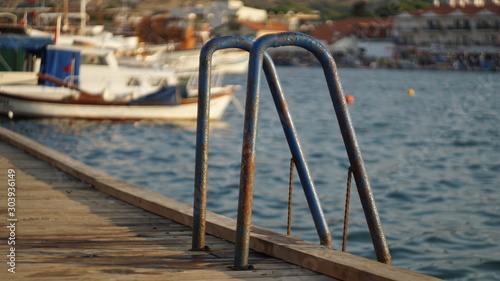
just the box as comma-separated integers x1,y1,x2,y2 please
393,4,500,49
170,0,267,29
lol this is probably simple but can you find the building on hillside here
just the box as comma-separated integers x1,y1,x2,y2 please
433,0,500,7
393,4,500,47
392,4,500,69
212,19,288,39
170,0,267,29
311,17,392,44
128,1,271,50
134,13,199,48
236,5,268,23
268,11,322,33
310,18,393,65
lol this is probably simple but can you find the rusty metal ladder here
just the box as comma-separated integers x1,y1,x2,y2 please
192,32,391,269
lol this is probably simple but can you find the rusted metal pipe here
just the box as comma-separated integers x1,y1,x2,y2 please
192,36,252,251
261,49,333,249
193,36,333,269
250,32,391,264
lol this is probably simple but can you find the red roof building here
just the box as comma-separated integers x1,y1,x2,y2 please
393,4,500,47
311,18,393,45
212,19,288,39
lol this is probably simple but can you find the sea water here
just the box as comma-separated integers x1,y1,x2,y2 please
2,67,499,280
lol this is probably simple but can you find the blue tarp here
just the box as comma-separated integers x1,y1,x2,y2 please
0,34,53,52
129,86,179,104
38,48,80,87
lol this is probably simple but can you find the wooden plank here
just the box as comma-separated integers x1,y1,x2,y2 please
0,137,338,281
10,265,334,281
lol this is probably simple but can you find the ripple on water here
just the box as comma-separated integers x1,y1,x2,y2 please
386,190,415,202
388,246,426,261
471,260,500,274
436,179,462,189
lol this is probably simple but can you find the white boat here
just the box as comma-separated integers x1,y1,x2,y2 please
118,46,249,75
0,86,233,120
0,44,235,120
165,48,249,75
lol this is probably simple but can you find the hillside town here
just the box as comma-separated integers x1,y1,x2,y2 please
1,0,499,70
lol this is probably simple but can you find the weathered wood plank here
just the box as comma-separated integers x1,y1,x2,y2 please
0,134,339,281
11,265,334,281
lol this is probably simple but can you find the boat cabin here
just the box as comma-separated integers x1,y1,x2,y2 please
37,44,179,100
0,33,54,84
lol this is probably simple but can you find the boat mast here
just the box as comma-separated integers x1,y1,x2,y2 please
80,0,86,35
63,0,69,32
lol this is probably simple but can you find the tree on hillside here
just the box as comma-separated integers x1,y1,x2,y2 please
310,1,348,20
351,1,372,17
269,1,313,14
375,0,432,17
252,0,433,21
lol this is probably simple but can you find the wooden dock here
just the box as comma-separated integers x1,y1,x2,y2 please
0,127,441,280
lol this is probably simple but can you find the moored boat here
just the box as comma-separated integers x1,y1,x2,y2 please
0,87,233,120
118,45,249,75
0,42,235,120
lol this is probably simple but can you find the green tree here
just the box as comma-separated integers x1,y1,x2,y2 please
310,1,350,20
375,0,432,17
351,1,372,17
270,1,313,14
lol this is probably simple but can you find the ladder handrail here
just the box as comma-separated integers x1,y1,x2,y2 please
192,36,253,251
247,32,391,264
193,32,391,270
192,36,332,267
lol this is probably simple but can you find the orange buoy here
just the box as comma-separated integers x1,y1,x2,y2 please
407,88,415,96
346,94,355,104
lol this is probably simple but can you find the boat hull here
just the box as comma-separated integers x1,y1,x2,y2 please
0,92,233,121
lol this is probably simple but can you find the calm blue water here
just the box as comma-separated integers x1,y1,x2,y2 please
2,67,499,280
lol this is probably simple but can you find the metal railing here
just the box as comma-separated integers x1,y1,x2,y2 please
192,32,391,269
